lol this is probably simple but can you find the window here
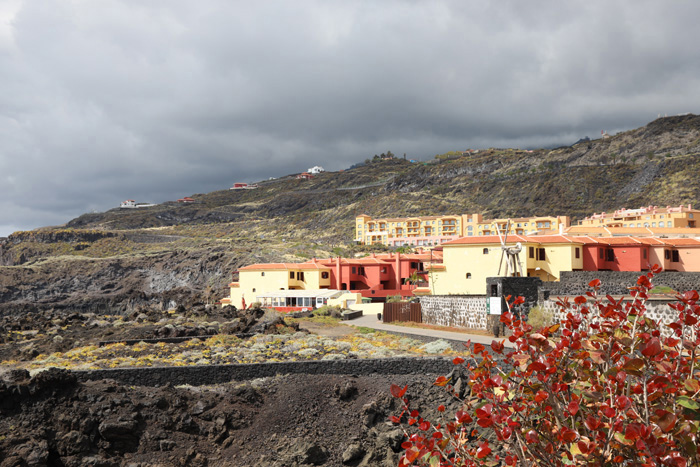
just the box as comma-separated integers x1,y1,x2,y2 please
599,248,604,259
321,271,329,279
261,272,265,276
297,271,305,282
672,250,680,262
290,272,295,279
605,248,615,262
575,247,580,259
690,214,694,219
483,248,489,254
537,248,546,261
466,273,472,279
643,249,647,259
358,266,366,276
659,221,665,227
352,267,356,274
529,246,534,258
665,249,671,260
252,288,256,292
380,267,387,273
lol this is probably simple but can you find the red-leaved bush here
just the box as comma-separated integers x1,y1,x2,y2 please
390,267,700,466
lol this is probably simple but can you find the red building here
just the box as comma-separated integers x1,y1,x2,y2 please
580,237,650,271
316,252,435,300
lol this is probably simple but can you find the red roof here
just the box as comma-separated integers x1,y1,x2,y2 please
239,263,331,271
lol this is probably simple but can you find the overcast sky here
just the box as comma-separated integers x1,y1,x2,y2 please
1,1,700,236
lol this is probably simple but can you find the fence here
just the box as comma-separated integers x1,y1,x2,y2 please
383,302,422,323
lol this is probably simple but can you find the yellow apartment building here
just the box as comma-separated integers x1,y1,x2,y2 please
355,213,570,247
578,204,700,229
428,235,584,295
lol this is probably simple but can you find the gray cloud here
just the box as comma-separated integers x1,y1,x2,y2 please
2,0,700,236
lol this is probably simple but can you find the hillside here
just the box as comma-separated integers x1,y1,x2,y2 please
2,114,700,311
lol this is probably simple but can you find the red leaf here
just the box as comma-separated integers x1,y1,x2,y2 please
476,404,493,419
683,290,699,302
568,400,580,416
452,357,465,365
641,338,661,358
477,418,494,428
589,278,601,288
559,427,577,442
437,405,445,412
535,391,548,403
622,358,645,372
389,415,401,423
491,340,505,353
615,395,631,410
657,410,677,433
476,442,491,459
526,430,538,443
405,447,420,463
473,343,485,354
434,376,451,387
390,384,407,398
455,410,472,424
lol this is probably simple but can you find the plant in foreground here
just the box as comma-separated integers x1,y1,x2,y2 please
391,266,700,466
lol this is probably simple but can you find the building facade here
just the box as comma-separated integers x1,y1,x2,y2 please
223,252,439,310
355,213,571,247
578,205,700,229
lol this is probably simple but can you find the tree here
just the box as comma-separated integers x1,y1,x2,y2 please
391,266,700,466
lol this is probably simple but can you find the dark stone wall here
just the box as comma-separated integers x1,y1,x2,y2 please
544,271,700,297
74,357,455,387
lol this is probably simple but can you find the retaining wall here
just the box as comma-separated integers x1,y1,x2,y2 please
74,357,454,387
540,297,678,331
545,271,700,297
420,295,488,330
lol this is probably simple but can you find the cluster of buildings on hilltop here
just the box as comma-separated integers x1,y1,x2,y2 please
356,204,700,247
221,204,700,311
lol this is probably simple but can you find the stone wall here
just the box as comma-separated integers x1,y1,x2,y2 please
420,295,488,330
540,297,678,335
74,357,454,387
544,271,700,297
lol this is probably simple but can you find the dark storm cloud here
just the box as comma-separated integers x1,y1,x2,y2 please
2,0,700,235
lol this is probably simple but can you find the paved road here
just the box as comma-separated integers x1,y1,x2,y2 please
346,313,513,347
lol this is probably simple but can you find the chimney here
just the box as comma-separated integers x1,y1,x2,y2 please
335,257,342,290
395,253,401,288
